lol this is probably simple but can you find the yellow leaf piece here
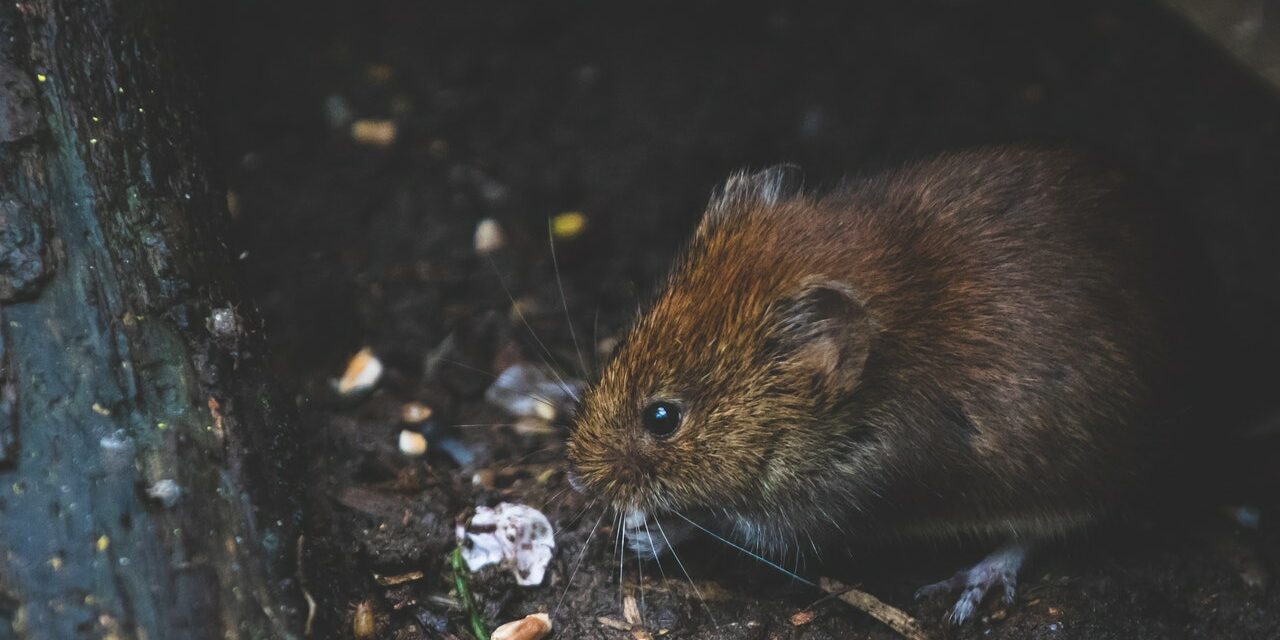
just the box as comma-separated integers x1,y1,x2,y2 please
552,211,586,239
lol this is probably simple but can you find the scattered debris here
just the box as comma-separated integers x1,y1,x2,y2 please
1225,504,1262,530
484,363,582,422
323,94,353,129
790,609,817,626
207,305,241,343
401,402,433,424
398,429,428,456
456,502,555,586
336,347,383,396
551,211,587,239
146,479,182,508
820,578,930,640
437,437,478,467
350,119,397,147
623,593,642,625
352,599,377,639
598,616,631,631
474,218,505,256
491,613,551,640
373,570,425,587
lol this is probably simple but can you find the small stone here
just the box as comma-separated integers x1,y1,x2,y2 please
400,402,433,424
474,218,505,256
398,430,428,457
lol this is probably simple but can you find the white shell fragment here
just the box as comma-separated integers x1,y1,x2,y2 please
473,218,505,256
484,363,582,422
456,502,555,586
492,613,552,640
398,430,428,456
336,347,383,395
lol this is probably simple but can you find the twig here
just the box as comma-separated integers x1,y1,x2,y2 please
819,578,930,640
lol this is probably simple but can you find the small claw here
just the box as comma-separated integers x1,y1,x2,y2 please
915,543,1029,625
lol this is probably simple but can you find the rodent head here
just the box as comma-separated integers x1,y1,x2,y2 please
567,170,877,536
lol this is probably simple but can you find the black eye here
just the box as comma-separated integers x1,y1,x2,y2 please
642,401,682,438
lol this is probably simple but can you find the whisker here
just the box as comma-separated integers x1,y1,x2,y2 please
636,538,646,626
671,511,815,586
553,497,598,538
434,358,561,408
618,514,626,614
655,518,719,629
553,509,606,620
485,255,580,402
642,520,670,584
547,220,589,379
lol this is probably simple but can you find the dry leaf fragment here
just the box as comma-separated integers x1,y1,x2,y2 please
790,609,817,626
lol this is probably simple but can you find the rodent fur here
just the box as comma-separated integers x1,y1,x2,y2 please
567,146,1194,560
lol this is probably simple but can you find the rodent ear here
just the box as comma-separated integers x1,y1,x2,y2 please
771,280,873,394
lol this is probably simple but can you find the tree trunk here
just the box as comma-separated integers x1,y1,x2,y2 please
0,2,303,638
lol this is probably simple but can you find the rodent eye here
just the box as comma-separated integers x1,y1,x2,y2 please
641,401,682,438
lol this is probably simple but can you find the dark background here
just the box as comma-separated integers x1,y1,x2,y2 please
195,1,1280,637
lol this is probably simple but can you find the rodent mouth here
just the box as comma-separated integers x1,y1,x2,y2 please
620,507,686,558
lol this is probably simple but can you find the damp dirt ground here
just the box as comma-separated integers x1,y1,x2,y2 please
203,1,1280,638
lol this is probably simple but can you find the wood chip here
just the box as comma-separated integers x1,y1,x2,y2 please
373,570,424,586
623,593,642,625
820,578,930,640
790,609,817,626
492,613,551,640
598,616,631,631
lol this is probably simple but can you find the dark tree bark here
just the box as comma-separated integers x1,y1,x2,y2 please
0,2,303,638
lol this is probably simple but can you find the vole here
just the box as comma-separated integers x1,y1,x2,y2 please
566,147,1196,623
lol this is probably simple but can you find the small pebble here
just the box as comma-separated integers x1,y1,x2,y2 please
398,430,428,457
401,402,433,424
474,218,505,256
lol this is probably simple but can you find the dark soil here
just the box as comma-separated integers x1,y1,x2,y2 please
203,1,1280,638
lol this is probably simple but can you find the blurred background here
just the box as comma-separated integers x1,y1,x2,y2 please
188,1,1280,637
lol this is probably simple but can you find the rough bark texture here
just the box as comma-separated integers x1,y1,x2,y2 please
0,1,303,638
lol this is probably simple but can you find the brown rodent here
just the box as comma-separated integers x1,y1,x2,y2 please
566,146,1196,622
